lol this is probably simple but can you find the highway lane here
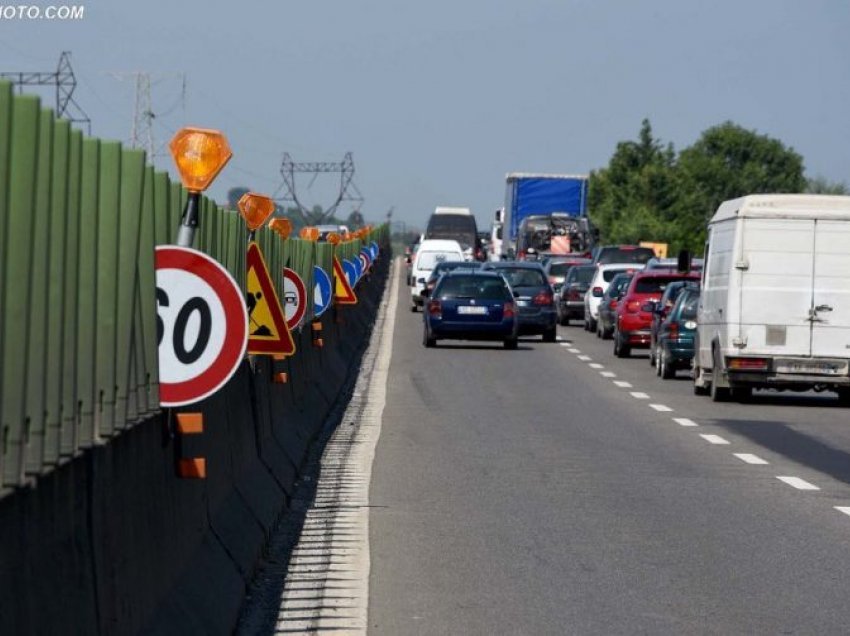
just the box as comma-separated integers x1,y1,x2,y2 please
369,266,850,635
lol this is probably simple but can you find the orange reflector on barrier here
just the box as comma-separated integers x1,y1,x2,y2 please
177,458,206,479
176,413,204,435
273,372,288,384
314,338,324,348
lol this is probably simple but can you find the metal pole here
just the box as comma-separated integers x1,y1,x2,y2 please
176,191,201,247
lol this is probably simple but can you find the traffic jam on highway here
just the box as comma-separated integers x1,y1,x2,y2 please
405,174,850,405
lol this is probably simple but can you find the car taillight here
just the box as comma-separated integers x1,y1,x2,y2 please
626,300,641,313
518,251,526,261
533,291,553,306
592,286,603,295
727,357,769,371
427,300,441,317
668,321,679,338
567,287,581,300
503,302,516,319
608,299,618,309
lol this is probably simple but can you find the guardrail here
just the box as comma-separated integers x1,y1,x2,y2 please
0,80,388,495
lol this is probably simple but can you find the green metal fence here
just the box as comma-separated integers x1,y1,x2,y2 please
0,81,389,495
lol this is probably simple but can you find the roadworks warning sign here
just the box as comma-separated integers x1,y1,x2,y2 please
246,241,296,356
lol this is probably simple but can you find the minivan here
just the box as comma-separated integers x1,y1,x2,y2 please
409,239,465,311
425,207,481,261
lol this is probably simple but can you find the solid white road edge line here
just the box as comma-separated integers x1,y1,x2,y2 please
699,434,730,445
777,476,820,491
734,453,769,465
272,257,400,634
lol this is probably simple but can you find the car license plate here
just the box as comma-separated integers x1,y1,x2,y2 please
458,306,487,315
776,361,846,375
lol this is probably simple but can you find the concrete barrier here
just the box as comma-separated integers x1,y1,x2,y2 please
0,251,390,636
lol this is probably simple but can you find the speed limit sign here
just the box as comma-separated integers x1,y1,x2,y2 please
155,246,248,407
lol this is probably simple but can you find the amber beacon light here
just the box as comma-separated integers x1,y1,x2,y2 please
169,127,233,247
238,192,276,233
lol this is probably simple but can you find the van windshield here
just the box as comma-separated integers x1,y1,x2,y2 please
426,215,477,249
417,251,460,271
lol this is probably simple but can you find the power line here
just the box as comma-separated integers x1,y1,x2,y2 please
277,152,365,223
0,51,91,134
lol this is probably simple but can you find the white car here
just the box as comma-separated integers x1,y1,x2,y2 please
409,239,464,311
583,263,645,332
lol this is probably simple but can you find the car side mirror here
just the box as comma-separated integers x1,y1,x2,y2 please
405,256,412,265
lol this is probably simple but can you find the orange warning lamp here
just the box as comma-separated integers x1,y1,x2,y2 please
269,218,292,239
300,226,319,241
169,127,232,192
326,232,341,245
238,193,275,231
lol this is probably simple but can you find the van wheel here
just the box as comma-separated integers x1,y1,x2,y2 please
693,365,710,396
504,337,518,350
710,350,730,402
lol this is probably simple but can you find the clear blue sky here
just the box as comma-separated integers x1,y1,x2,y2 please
1,0,848,232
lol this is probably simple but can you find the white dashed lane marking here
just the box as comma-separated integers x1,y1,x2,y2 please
600,371,616,378
699,434,730,445
734,453,769,465
568,348,581,354
613,381,632,388
649,404,673,412
589,363,604,369
674,418,698,427
777,476,820,491
577,355,592,361
630,392,650,400
835,507,850,517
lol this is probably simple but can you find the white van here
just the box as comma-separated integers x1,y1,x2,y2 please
694,194,850,402
409,239,464,311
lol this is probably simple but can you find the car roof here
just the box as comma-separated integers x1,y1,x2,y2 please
417,239,464,250
484,261,545,270
441,269,504,279
632,269,701,280
596,262,646,271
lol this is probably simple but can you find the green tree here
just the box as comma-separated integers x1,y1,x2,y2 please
806,176,848,195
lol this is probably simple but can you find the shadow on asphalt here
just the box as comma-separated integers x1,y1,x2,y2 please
428,343,535,351
712,416,850,485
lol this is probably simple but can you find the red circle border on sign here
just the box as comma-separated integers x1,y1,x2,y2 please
155,246,248,407
283,267,307,330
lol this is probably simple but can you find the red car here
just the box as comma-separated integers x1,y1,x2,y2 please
613,270,701,358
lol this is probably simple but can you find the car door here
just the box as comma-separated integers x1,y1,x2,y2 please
810,219,850,358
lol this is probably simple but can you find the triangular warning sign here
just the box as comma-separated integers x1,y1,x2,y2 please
246,242,296,356
333,256,357,305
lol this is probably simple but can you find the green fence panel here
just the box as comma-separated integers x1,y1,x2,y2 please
136,165,157,413
153,171,170,247
76,138,100,449
60,129,83,457
1,95,39,487
43,119,70,466
168,181,182,246
114,148,145,428
23,108,54,474
94,142,122,438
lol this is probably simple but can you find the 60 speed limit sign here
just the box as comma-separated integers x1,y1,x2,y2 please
155,246,248,407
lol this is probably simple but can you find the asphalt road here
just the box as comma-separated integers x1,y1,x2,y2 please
369,267,850,635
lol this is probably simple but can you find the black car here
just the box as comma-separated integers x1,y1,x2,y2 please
482,262,558,341
596,271,634,339
543,257,592,296
558,264,595,326
648,280,700,367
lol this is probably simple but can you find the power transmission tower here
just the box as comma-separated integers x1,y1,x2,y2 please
0,51,90,133
130,74,154,159
276,152,364,224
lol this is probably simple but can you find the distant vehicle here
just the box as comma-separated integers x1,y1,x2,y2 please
482,262,558,342
583,263,645,333
693,194,850,403
422,260,479,298
515,213,595,261
423,270,519,349
645,256,704,271
410,239,464,312
543,257,592,295
655,288,700,379
597,272,635,339
613,270,701,358
591,245,656,265
558,264,596,326
316,224,350,240
492,173,592,260
648,280,700,367
425,207,482,261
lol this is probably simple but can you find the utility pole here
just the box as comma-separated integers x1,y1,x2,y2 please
0,51,91,133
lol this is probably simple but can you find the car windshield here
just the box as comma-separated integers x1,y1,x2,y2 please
679,294,699,319
568,266,595,284
635,276,695,294
437,276,509,300
432,261,467,276
603,268,632,282
597,247,655,264
417,251,458,271
608,275,633,296
548,263,574,276
496,268,547,287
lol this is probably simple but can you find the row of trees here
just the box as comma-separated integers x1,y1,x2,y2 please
588,120,847,253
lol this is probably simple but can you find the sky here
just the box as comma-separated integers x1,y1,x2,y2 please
1,0,848,232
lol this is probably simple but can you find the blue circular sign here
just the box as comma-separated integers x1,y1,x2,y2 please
343,259,357,289
371,242,379,260
352,256,363,283
313,265,332,317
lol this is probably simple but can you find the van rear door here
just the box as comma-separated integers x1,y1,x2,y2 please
739,217,814,356
810,220,850,358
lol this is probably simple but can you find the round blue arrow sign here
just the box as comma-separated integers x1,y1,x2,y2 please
313,265,332,317
343,259,357,289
